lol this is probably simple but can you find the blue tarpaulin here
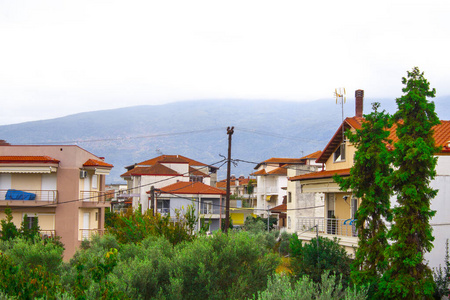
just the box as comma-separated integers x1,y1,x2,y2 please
5,189,36,200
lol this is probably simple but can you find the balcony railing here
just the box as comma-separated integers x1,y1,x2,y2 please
79,228,105,241
79,191,109,203
256,187,278,194
296,217,357,238
200,206,222,215
0,189,58,203
40,230,56,238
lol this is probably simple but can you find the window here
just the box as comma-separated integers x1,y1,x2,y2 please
92,175,98,189
190,175,203,183
333,143,346,162
157,199,170,214
288,192,292,203
203,201,213,214
26,216,38,229
287,216,291,229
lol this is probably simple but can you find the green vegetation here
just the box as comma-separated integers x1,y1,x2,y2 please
382,67,440,299
334,102,393,297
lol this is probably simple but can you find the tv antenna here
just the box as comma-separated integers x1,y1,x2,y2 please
335,88,346,143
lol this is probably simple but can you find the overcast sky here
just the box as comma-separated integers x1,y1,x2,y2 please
0,0,449,125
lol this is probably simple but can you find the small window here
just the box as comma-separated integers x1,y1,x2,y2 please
92,175,98,189
334,143,346,162
157,199,170,214
288,192,292,203
26,216,38,229
287,216,291,229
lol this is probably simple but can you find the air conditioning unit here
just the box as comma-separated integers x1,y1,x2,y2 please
80,170,87,179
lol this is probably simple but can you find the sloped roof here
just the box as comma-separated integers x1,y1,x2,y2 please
83,159,113,168
121,163,181,177
137,155,209,167
189,166,209,177
159,181,226,195
254,157,306,169
0,156,60,164
289,168,351,181
300,150,322,160
270,203,287,213
267,167,288,176
251,169,267,176
316,117,363,164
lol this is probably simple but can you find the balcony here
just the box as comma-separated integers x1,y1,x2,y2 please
0,189,58,206
296,217,357,237
79,228,105,241
79,191,110,206
256,187,278,194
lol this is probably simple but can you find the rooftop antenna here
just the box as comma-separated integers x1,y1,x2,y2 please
335,88,346,143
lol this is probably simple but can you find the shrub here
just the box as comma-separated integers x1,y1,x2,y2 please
289,234,351,287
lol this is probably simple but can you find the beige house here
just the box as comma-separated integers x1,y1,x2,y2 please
0,145,113,259
289,90,450,269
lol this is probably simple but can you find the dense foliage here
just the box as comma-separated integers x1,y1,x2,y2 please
289,234,351,286
381,67,440,299
334,102,393,297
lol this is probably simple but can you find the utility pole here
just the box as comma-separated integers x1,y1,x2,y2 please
150,186,155,216
224,126,234,233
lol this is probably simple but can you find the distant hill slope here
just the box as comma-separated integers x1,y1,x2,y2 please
0,97,449,183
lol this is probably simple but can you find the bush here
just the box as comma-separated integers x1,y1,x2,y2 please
254,272,367,300
289,235,351,287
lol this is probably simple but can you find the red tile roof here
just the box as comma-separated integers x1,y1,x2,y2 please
83,159,113,168
300,150,322,160
121,163,181,177
255,157,306,169
0,156,60,164
316,117,363,164
270,203,287,213
289,168,351,181
189,166,209,177
267,167,288,176
159,181,226,195
251,169,267,176
137,155,208,167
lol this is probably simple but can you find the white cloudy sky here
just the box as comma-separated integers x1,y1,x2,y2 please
0,0,449,125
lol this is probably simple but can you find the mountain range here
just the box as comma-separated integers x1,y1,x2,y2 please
1,96,449,183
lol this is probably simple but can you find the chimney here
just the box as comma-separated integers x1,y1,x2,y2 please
355,89,364,118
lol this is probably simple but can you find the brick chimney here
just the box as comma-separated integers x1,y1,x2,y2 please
355,89,364,118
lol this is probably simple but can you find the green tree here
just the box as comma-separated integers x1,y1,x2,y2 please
381,67,440,299
20,214,40,240
0,207,18,241
334,102,392,297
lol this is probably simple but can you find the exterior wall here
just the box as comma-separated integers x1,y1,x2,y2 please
324,137,357,172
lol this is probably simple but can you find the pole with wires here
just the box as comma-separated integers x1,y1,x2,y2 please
224,126,234,233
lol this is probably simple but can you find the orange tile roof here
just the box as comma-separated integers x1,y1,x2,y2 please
189,166,209,177
121,163,181,177
300,150,322,160
267,167,288,176
289,168,351,181
83,159,113,168
270,203,287,213
316,117,363,164
0,156,60,164
251,169,267,176
216,181,227,189
317,118,450,164
159,181,226,195
137,155,208,167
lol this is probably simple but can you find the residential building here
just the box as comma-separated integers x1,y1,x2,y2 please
121,155,218,212
252,156,321,218
0,145,113,259
289,89,450,268
157,181,226,232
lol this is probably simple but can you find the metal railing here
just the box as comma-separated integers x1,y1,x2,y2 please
79,191,109,203
39,230,56,238
79,228,105,240
200,206,221,215
296,217,357,238
0,189,58,203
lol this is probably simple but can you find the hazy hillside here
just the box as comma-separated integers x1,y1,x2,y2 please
0,97,449,183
